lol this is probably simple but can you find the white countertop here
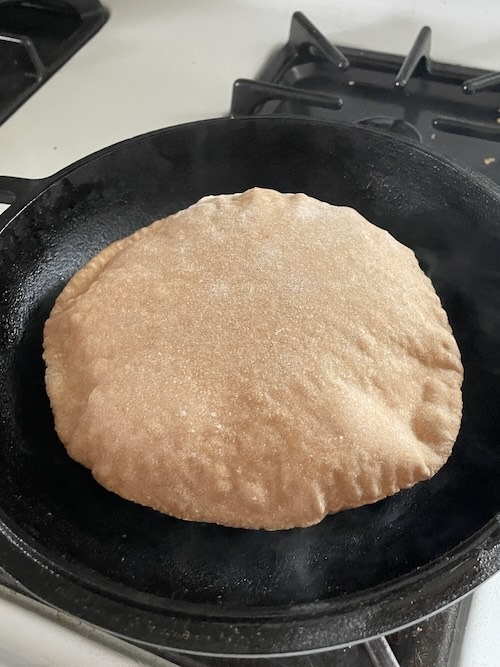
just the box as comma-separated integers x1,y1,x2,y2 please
0,1,499,665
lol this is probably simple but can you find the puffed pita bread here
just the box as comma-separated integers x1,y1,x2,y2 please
43,188,463,530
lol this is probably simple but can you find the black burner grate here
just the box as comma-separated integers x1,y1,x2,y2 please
231,11,500,185
0,0,108,126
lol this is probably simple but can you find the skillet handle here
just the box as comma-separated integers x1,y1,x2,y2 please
0,177,37,205
0,176,47,224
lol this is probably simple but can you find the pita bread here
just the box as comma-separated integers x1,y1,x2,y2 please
43,188,463,530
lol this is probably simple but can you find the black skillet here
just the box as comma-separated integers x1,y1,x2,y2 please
1,116,500,657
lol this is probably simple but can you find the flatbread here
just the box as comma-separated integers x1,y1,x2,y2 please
43,188,463,530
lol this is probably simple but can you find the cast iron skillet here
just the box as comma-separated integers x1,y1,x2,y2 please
0,117,500,657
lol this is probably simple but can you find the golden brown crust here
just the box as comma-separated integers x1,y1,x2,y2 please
43,188,463,530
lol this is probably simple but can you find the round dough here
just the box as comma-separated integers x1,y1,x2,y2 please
43,188,463,530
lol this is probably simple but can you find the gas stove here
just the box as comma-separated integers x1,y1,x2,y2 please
0,2,499,666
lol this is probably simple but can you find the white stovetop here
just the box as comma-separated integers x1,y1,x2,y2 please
0,1,499,665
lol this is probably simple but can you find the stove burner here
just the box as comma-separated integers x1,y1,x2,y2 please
0,0,108,126
230,11,500,185
357,116,423,142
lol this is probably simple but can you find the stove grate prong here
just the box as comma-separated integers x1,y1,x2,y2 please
230,78,342,117
394,26,432,88
288,11,350,71
0,33,44,80
365,636,401,667
462,71,500,94
433,116,500,141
